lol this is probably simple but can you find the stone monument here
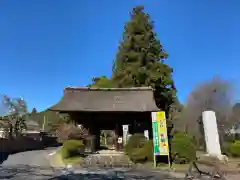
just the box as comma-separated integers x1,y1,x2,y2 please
202,111,227,161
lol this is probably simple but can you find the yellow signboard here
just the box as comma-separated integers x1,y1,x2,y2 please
156,111,169,155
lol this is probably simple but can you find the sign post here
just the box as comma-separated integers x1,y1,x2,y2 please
122,125,129,146
144,130,149,140
151,111,170,168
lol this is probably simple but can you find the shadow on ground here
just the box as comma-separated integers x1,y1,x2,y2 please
0,165,55,179
50,172,182,180
0,135,61,165
49,169,182,180
50,173,155,180
0,165,182,180
0,152,9,164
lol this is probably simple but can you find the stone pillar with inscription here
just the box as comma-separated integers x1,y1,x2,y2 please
202,111,227,161
122,124,129,146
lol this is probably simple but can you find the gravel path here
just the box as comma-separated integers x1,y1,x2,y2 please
1,150,238,179
2,149,54,167
0,148,58,179
0,149,181,179
0,166,183,180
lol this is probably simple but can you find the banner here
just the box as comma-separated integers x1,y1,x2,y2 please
151,111,169,156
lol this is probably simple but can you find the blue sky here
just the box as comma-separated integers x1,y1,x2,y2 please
0,0,240,112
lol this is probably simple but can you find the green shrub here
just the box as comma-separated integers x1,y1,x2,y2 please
61,140,85,159
223,134,236,143
124,133,146,155
221,142,231,156
171,132,196,164
173,132,189,139
142,140,154,161
129,140,153,163
229,140,240,157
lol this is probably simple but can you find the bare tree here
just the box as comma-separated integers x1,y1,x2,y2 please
169,101,184,121
182,77,235,146
0,94,28,138
56,123,89,142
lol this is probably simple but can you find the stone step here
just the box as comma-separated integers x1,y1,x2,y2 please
81,155,134,168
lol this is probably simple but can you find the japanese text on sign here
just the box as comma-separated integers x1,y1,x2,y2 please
151,111,169,156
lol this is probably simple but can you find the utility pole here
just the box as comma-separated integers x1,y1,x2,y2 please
42,116,46,131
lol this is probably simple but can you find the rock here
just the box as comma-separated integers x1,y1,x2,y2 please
198,154,228,164
81,154,133,168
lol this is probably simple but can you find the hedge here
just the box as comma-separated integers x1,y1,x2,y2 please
229,140,240,157
61,140,85,159
129,140,153,163
124,133,146,155
125,132,197,164
0,137,44,154
171,132,196,164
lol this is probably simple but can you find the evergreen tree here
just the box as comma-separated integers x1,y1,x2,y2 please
112,6,176,114
87,6,178,163
88,76,117,88
31,107,37,114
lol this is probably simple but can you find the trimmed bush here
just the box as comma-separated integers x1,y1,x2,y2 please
142,140,154,161
229,140,240,157
129,140,153,163
61,140,85,159
124,133,146,155
171,132,196,164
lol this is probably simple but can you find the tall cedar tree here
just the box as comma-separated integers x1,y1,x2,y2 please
89,6,177,162
112,6,176,115
89,6,177,119
31,107,37,114
88,76,117,88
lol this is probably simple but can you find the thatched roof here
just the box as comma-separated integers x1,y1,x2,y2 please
49,87,159,112
233,103,240,114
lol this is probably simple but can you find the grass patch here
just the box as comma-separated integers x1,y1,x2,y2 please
171,163,189,171
156,163,189,171
57,147,83,165
63,156,83,165
56,147,62,155
49,150,65,167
